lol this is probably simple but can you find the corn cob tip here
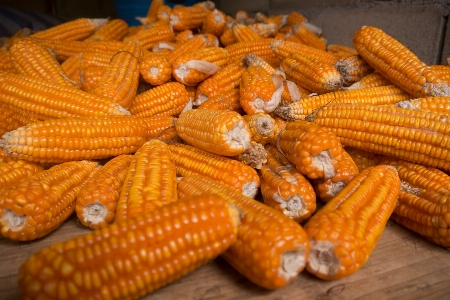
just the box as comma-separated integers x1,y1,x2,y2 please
80,200,108,227
234,141,267,169
280,246,308,281
426,82,450,97
273,105,296,122
272,193,307,220
307,239,340,277
89,18,109,29
2,209,26,232
394,99,421,110
242,181,259,198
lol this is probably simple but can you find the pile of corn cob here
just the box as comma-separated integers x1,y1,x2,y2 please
1,0,450,298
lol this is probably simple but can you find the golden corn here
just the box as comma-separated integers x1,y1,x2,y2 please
123,24,175,50
232,23,263,42
242,113,278,145
172,46,229,85
345,146,382,172
281,52,342,94
240,65,284,114
115,140,177,222
334,54,374,87
260,144,316,223
379,157,450,247
270,39,339,64
304,165,400,280
195,60,245,105
92,40,142,109
0,115,174,163
177,175,310,289
79,65,106,91
225,38,277,63
348,71,393,89
9,38,77,88
307,102,450,171
175,109,251,156
395,96,450,115
0,72,128,120
291,24,326,50
30,18,108,41
275,85,413,121
197,88,243,112
0,159,44,190
18,193,240,299
84,19,129,41
168,143,260,198
170,5,210,31
0,160,99,241
202,9,227,37
0,102,39,137
278,120,346,180
75,154,134,229
130,82,189,117
353,26,450,97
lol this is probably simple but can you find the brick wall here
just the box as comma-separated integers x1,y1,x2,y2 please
213,0,450,65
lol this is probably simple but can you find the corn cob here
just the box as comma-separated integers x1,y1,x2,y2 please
0,102,39,137
304,164,400,280
175,109,251,156
143,0,164,24
177,175,309,289
353,26,450,97
75,155,133,230
91,40,142,109
249,23,278,38
284,34,304,44
139,53,172,86
80,65,106,91
347,71,393,89
115,140,177,222
197,88,243,112
130,82,189,117
243,53,279,76
0,72,128,120
232,23,263,42
0,159,44,189
334,54,374,87
61,50,113,83
152,41,176,54
275,85,413,121
345,146,382,172
306,102,450,171
278,120,346,180
175,29,194,44
156,5,172,22
170,5,210,31
268,115,288,146
240,65,284,115
256,13,287,30
220,27,237,46
172,47,229,85
379,157,450,247
0,49,15,73
0,115,174,163
122,25,174,50
9,38,77,88
327,44,358,59
270,40,339,64
193,1,216,10
428,65,450,84
281,52,342,94
195,60,245,105
235,10,249,21
168,143,260,197
280,80,312,105
242,113,278,145
168,34,211,64
291,24,326,50
200,31,220,47
260,145,316,223
18,193,240,299
202,9,226,37
1,27,31,50
84,19,129,42
225,38,277,63
30,18,108,41
0,160,98,241
287,11,308,25
231,140,267,169
20,38,124,61
312,150,359,203
395,96,450,115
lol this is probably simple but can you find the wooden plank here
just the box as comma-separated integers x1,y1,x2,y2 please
1,216,450,300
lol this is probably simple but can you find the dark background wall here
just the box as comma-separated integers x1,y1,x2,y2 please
0,0,448,64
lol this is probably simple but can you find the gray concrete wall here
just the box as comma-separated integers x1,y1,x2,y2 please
213,0,450,65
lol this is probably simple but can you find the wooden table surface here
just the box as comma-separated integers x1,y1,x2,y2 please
1,215,450,300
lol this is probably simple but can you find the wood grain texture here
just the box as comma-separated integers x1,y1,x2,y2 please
1,216,450,300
